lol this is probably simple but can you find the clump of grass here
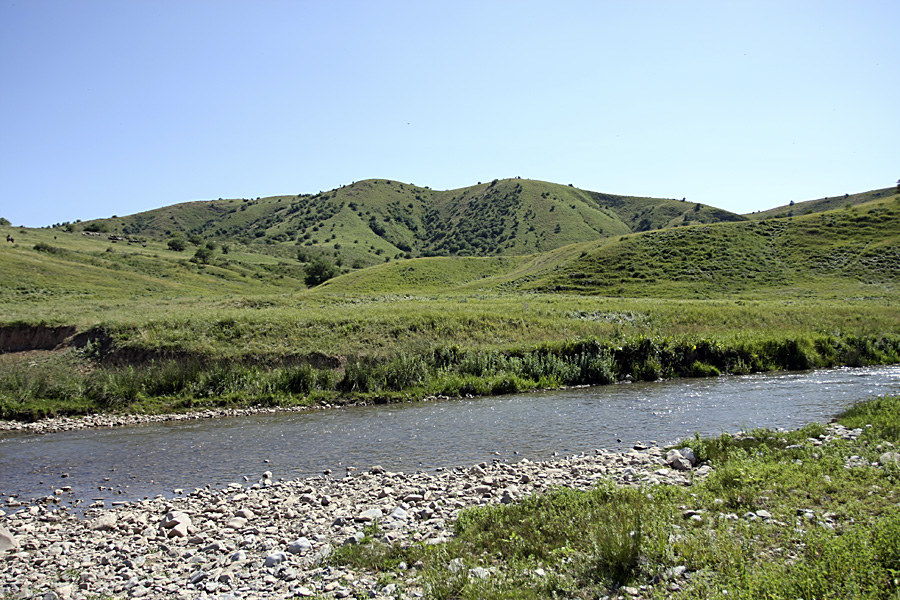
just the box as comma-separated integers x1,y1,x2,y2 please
587,487,644,583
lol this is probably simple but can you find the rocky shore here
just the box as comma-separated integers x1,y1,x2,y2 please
1,436,709,600
2,419,879,600
0,405,347,435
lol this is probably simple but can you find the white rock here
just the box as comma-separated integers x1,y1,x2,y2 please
0,525,17,553
89,513,118,531
288,537,313,554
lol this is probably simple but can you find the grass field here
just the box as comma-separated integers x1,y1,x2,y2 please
1,187,898,420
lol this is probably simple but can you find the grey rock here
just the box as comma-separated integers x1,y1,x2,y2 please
880,452,900,465
201,540,229,553
264,551,288,567
671,457,693,471
448,558,465,573
343,531,365,545
389,507,408,520
288,537,313,554
167,522,189,538
160,510,191,529
89,513,118,531
356,508,383,522
0,525,18,553
189,570,207,585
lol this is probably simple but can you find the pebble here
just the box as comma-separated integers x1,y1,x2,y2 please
3,417,867,598
0,440,707,599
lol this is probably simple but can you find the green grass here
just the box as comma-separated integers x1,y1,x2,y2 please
63,178,749,268
333,395,900,599
1,188,898,419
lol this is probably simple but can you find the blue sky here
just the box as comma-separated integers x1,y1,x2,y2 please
2,0,898,227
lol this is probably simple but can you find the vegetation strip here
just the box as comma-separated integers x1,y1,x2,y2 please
3,331,899,423
2,395,898,599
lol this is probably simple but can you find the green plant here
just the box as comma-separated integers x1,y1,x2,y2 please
588,488,644,583
304,258,337,286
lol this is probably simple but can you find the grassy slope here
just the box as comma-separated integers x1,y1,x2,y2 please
317,193,900,300
74,179,746,270
2,187,898,421
747,186,896,220
523,194,900,298
2,192,898,336
0,226,306,325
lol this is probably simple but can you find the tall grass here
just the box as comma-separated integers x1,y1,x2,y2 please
2,330,898,420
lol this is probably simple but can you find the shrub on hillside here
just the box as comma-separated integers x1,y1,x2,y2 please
304,258,337,286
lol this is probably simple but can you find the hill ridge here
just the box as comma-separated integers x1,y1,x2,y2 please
64,178,749,269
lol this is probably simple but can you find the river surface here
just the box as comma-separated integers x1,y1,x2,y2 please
2,366,899,509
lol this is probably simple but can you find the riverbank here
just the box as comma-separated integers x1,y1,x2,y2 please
1,434,700,599
0,298,900,422
0,401,374,434
2,395,899,599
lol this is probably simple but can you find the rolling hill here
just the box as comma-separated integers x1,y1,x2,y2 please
318,191,900,299
66,178,747,270
2,179,896,312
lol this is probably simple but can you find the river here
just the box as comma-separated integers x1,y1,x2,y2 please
1,365,898,509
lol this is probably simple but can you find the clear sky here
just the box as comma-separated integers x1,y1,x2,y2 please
2,0,898,227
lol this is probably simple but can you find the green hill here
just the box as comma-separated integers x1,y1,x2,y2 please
3,185,899,419
527,194,900,298
317,192,900,299
68,178,746,270
8,182,898,309
747,187,896,220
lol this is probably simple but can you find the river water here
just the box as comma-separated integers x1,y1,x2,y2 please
2,366,899,509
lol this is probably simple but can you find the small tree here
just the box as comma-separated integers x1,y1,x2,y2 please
191,246,213,264
167,238,186,252
0,217,10,227
304,258,337,286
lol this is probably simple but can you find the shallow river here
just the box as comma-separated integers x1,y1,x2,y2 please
2,366,899,508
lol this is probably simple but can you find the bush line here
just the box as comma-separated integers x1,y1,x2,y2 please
2,333,899,421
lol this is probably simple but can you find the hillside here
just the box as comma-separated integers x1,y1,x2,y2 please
530,194,900,297
318,192,900,299
3,188,900,420
747,186,896,220
3,186,898,313
66,179,746,270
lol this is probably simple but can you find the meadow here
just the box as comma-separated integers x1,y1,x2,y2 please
1,187,898,420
